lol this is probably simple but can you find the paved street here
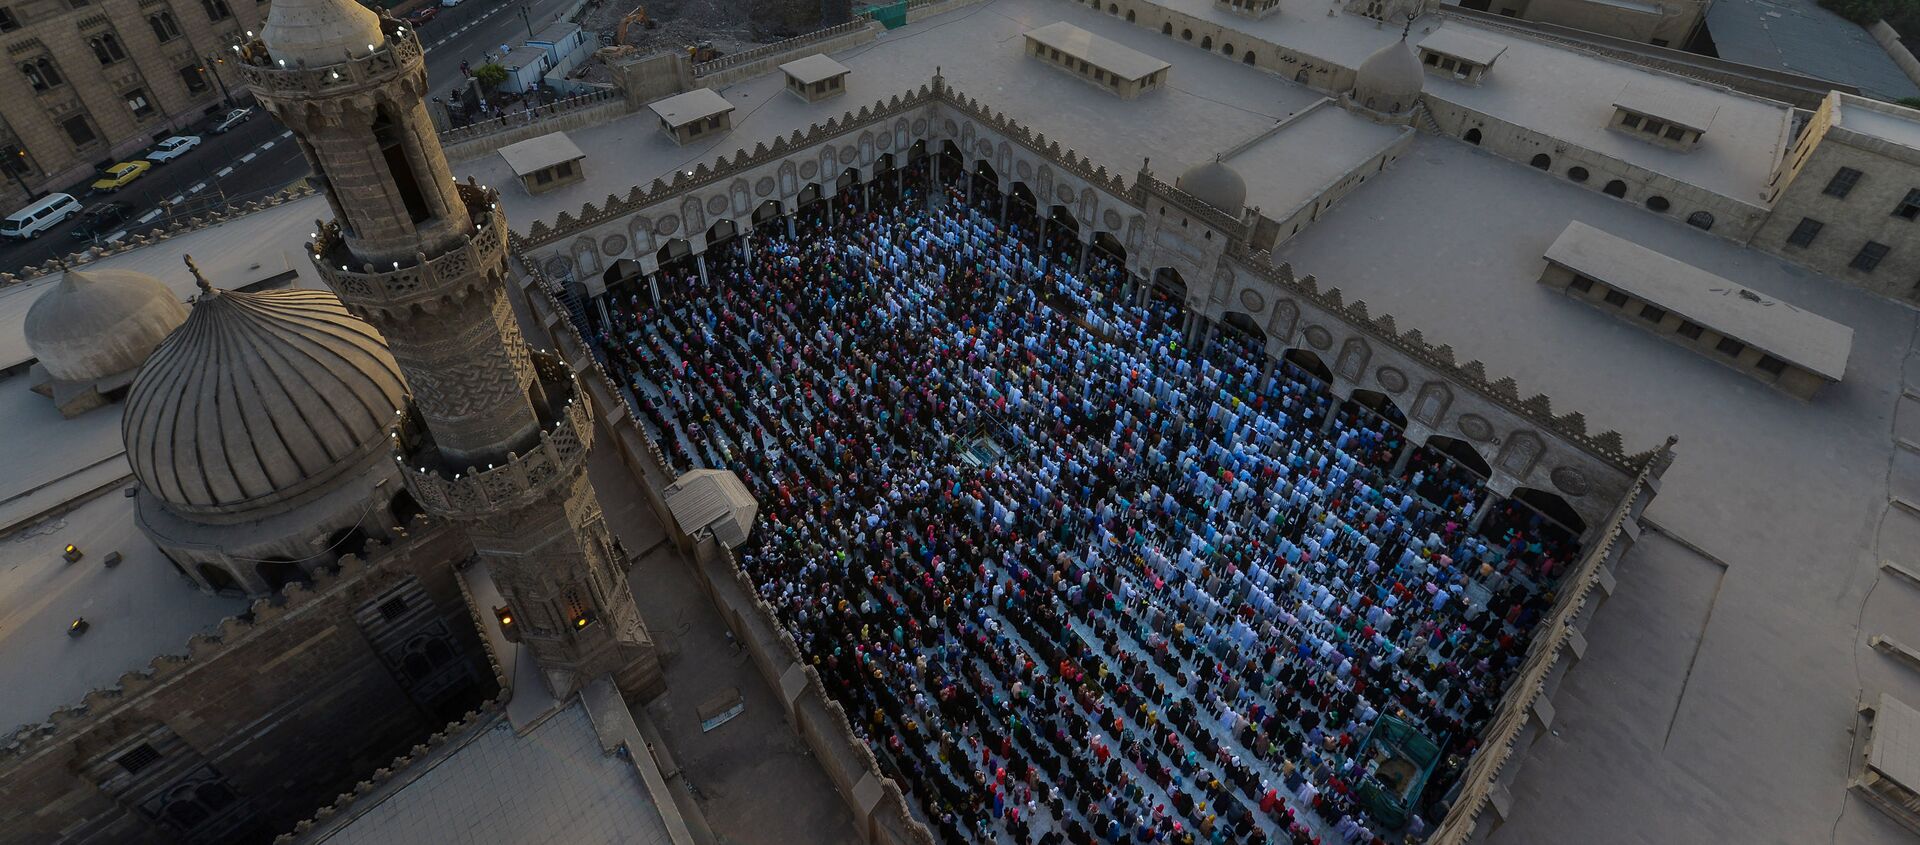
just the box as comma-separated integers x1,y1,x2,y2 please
0,0,580,275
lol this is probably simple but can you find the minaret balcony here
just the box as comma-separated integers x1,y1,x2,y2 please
394,351,594,521
235,17,424,96
310,183,506,316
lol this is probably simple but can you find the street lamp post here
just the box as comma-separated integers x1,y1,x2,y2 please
519,5,533,37
203,51,235,109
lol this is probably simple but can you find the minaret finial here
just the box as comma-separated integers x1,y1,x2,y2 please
184,254,213,294
1402,11,1415,39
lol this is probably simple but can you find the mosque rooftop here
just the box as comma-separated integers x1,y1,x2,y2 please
1222,100,1409,220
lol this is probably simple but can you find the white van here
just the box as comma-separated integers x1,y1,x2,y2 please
1,193,81,239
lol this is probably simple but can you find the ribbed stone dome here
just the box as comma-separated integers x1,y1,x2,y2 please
123,287,408,516
24,269,187,383
1353,39,1424,113
260,0,387,68
1174,158,1247,214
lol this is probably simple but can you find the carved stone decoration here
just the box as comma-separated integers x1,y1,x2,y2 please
729,179,751,217
840,144,857,165
1457,413,1494,442
778,160,798,197
656,215,679,236
1057,185,1076,204
571,237,601,276
1412,382,1452,426
800,160,818,180
1104,208,1123,230
543,256,573,278
976,139,993,157
600,234,627,257
996,141,1012,177
755,177,775,197
1303,325,1333,350
944,118,958,137
1375,366,1408,393
893,117,909,151
1125,215,1145,250
629,216,655,255
1078,187,1097,223
680,194,704,234
818,144,837,182
1239,289,1265,312
857,133,873,166
1269,299,1299,344
913,118,928,137
1550,466,1591,496
706,194,728,216
875,131,890,152
1017,159,1033,180
1497,430,1544,478
1037,165,1054,207
1336,337,1370,381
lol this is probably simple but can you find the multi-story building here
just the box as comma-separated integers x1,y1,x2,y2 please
1758,92,1920,300
0,0,265,212
1456,0,1710,48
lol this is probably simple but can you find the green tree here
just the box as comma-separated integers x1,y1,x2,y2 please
472,63,509,89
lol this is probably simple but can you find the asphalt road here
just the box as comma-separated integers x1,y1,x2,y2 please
0,0,581,275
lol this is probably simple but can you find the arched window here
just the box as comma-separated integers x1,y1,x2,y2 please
1463,128,1482,145
372,106,432,224
390,489,423,527
88,33,127,65
200,0,231,21
148,11,181,42
197,563,239,593
1126,9,1135,21
1566,166,1589,183
257,559,306,592
1645,195,1671,212
1201,35,1212,50
21,57,61,91
1529,153,1550,170
1223,42,1234,56
1243,51,1256,65
1686,210,1714,230
1107,2,1117,12
1162,22,1173,35
1603,179,1627,198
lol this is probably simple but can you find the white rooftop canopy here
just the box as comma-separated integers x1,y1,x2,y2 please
779,53,851,86
648,88,735,129
1868,693,1920,795
1544,221,1852,381
1611,79,1722,133
497,131,586,177
1415,29,1507,66
1024,21,1171,82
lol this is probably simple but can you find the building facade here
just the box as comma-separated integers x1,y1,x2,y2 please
0,0,264,211
1757,92,1920,300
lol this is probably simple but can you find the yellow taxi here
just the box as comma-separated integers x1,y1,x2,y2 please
91,160,152,192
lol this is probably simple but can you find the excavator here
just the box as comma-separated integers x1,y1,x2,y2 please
613,5,655,45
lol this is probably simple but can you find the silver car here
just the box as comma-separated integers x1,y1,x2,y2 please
211,107,252,134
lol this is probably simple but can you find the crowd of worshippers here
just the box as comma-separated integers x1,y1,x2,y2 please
586,180,1579,845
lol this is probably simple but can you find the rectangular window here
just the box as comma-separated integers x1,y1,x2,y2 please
1620,113,1641,130
378,595,410,620
1715,337,1745,357
1568,275,1593,293
1895,188,1920,221
534,168,552,185
1756,355,1787,376
1677,320,1704,340
1850,241,1890,272
61,115,96,147
179,64,209,93
1663,125,1685,141
1823,166,1862,198
1786,217,1823,248
124,89,153,118
117,743,161,774
1602,289,1629,307
1643,119,1665,136
1424,52,1438,66
202,0,231,21
1639,304,1667,323
0,7,19,32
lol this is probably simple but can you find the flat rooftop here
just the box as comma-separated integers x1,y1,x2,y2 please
1613,78,1722,133
1833,93,1920,152
1705,0,1920,102
1543,219,1852,380
778,53,851,85
647,88,735,128
1024,20,1172,81
1273,135,1920,844
1224,100,1408,218
498,131,586,177
0,487,245,737
305,701,674,845
456,0,1323,231
1414,27,1507,66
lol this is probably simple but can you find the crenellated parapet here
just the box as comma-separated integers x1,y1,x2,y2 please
235,16,425,102
312,183,507,320
272,703,505,844
396,351,593,521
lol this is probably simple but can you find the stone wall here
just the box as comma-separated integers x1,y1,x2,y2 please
1060,0,1353,94
1871,21,1920,92
689,19,884,89
0,520,496,845
439,90,632,163
1420,96,1773,242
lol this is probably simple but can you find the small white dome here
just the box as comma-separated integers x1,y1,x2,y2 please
1174,159,1248,214
260,0,387,68
1353,39,1423,113
24,269,187,384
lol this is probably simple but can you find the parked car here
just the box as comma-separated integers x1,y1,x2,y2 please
145,135,202,164
68,201,135,240
211,107,252,134
0,192,80,239
90,161,152,192
407,6,439,24
438,0,461,7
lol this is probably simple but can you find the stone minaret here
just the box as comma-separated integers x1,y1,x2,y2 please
238,0,659,699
